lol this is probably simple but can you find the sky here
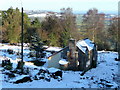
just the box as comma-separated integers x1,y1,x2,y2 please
0,0,119,14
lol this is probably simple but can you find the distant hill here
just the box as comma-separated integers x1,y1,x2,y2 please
73,10,117,15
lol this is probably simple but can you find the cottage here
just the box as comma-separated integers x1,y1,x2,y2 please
76,38,97,71
47,38,97,71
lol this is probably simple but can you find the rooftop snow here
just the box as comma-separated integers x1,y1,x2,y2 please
28,14,47,17
76,38,94,53
46,47,62,52
59,59,69,65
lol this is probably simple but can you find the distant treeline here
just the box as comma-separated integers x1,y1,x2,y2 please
1,7,119,51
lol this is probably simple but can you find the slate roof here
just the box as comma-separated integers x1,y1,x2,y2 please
76,38,95,53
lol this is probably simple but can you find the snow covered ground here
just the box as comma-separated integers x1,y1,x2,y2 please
0,43,119,88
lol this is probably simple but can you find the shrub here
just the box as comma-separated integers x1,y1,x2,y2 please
4,64,12,70
7,49,14,54
32,60,45,66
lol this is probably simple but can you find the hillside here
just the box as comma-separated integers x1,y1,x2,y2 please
0,44,119,88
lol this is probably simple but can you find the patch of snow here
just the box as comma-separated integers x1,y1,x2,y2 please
0,43,119,88
48,67,60,73
9,75,29,83
45,52,52,58
40,58,48,62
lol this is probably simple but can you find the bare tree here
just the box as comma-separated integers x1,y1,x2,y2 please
60,8,80,46
82,8,105,43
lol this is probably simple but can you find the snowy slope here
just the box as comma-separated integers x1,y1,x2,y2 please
0,44,119,88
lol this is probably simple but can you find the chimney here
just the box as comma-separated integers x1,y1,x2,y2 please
68,38,77,70
69,38,76,58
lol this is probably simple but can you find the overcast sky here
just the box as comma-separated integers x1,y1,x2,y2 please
0,0,119,13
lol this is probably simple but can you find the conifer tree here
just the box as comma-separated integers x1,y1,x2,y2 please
30,30,45,60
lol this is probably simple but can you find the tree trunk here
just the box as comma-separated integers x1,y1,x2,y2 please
118,50,120,60
17,61,24,72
